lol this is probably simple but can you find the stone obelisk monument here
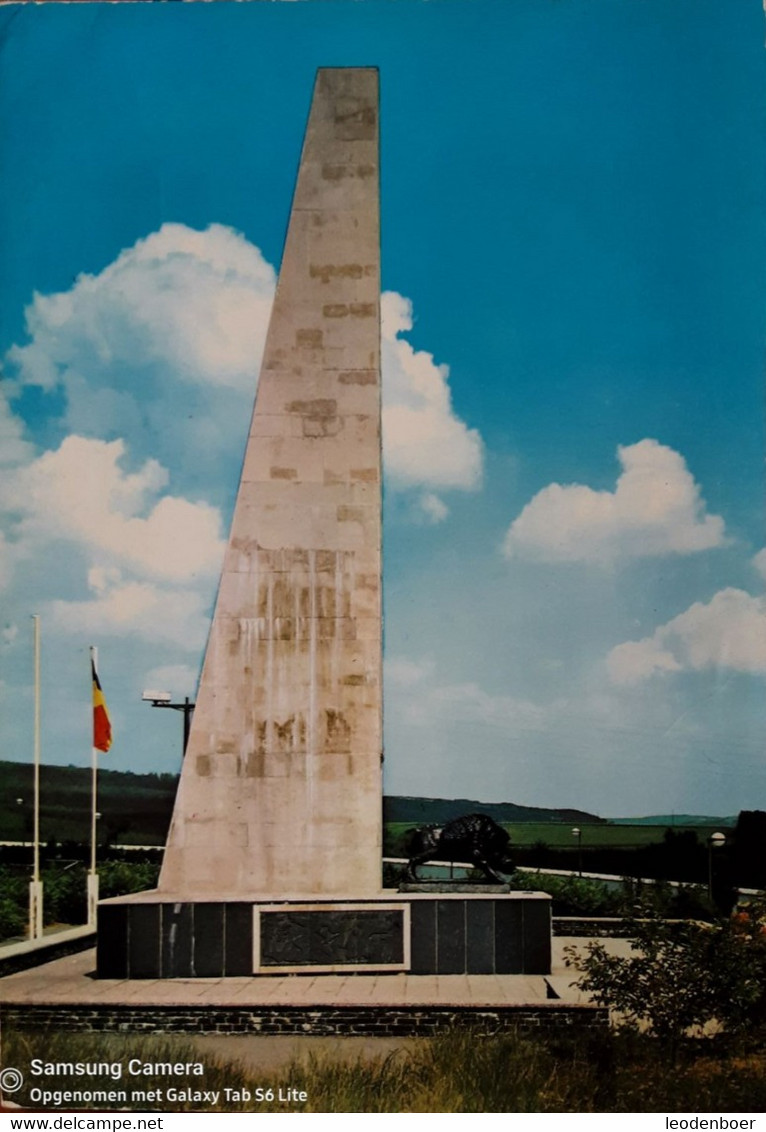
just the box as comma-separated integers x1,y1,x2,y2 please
160,67,382,898
101,69,552,980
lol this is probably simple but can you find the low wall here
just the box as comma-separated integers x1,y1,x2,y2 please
1,1002,608,1036
0,927,96,978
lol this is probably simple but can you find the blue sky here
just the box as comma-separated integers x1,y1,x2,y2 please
0,0,764,818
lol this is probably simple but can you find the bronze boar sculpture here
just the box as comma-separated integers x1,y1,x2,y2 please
404,813,514,884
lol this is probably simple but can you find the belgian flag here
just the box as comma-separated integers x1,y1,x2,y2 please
92,656,112,753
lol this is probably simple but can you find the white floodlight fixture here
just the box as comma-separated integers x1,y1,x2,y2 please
142,690,172,703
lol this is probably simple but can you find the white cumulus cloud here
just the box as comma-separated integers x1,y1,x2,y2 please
8,222,276,396
503,439,726,564
607,588,766,684
381,291,483,493
49,578,210,651
1,435,224,584
4,224,277,483
0,389,34,468
5,232,484,515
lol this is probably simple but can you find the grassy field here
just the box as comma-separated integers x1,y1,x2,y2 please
504,822,720,848
384,821,723,856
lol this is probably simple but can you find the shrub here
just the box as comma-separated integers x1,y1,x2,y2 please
565,903,766,1043
514,871,714,920
0,859,161,936
0,868,30,939
43,866,88,925
0,893,27,939
98,859,160,898
513,872,624,916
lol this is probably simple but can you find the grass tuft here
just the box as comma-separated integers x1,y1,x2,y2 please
2,1026,765,1113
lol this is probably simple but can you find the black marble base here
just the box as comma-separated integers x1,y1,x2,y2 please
96,893,551,978
259,907,405,969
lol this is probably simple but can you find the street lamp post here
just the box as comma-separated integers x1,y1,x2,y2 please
571,827,583,877
142,691,196,755
708,831,726,903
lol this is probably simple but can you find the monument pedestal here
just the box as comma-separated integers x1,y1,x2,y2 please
97,890,551,978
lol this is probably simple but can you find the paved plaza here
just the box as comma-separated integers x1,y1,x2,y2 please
0,938,630,1010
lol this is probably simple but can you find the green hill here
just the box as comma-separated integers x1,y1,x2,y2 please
383,795,604,825
609,814,736,827
0,760,177,845
9,760,699,848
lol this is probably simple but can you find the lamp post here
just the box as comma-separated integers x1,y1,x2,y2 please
708,831,726,903
142,690,196,755
571,826,583,877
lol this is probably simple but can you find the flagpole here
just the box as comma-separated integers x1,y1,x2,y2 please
88,645,99,926
90,748,97,875
30,615,43,939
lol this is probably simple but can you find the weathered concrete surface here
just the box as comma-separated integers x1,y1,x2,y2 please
0,946,597,1006
159,68,382,897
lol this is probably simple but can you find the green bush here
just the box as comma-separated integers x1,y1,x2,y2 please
565,904,766,1042
513,871,624,915
42,866,87,925
0,859,161,937
0,892,27,939
514,871,713,919
98,859,160,898
0,867,29,939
